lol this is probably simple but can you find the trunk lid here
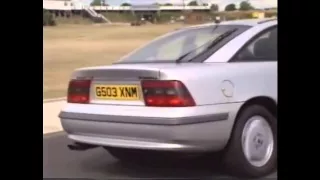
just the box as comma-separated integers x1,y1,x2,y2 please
71,63,208,106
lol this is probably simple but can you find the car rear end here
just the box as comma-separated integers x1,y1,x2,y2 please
59,24,251,152
59,64,240,152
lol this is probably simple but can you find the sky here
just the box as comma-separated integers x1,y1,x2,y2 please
82,0,277,9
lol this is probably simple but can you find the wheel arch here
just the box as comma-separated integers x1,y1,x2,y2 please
236,96,277,119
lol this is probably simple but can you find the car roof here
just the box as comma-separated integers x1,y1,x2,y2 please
187,18,277,29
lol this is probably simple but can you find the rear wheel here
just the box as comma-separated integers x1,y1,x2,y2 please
223,105,277,178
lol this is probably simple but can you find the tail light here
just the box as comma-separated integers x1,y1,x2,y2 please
141,80,196,107
67,79,91,104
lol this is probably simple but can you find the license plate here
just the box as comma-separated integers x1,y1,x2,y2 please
94,85,140,101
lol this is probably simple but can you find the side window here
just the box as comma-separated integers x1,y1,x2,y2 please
234,27,277,62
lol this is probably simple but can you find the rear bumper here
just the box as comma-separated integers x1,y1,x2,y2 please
62,119,231,152
59,111,228,125
60,103,242,152
68,134,205,151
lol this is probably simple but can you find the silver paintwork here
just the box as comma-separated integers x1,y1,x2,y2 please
68,134,198,151
241,116,274,167
60,102,242,151
61,103,240,152
60,18,277,152
185,18,276,29
59,111,229,125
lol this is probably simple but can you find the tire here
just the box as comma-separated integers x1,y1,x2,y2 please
223,105,277,178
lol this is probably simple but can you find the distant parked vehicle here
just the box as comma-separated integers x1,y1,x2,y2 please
60,18,277,178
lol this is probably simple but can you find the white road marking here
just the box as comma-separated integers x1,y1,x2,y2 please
43,100,66,134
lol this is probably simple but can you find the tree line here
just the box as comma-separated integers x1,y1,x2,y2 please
90,0,264,12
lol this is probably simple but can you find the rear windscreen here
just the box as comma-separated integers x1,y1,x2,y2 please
116,25,250,64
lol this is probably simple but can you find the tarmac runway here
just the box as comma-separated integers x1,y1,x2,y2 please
43,132,277,179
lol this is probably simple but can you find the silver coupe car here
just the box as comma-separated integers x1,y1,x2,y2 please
59,18,277,178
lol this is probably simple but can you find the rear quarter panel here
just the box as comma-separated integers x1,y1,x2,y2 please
160,62,277,105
